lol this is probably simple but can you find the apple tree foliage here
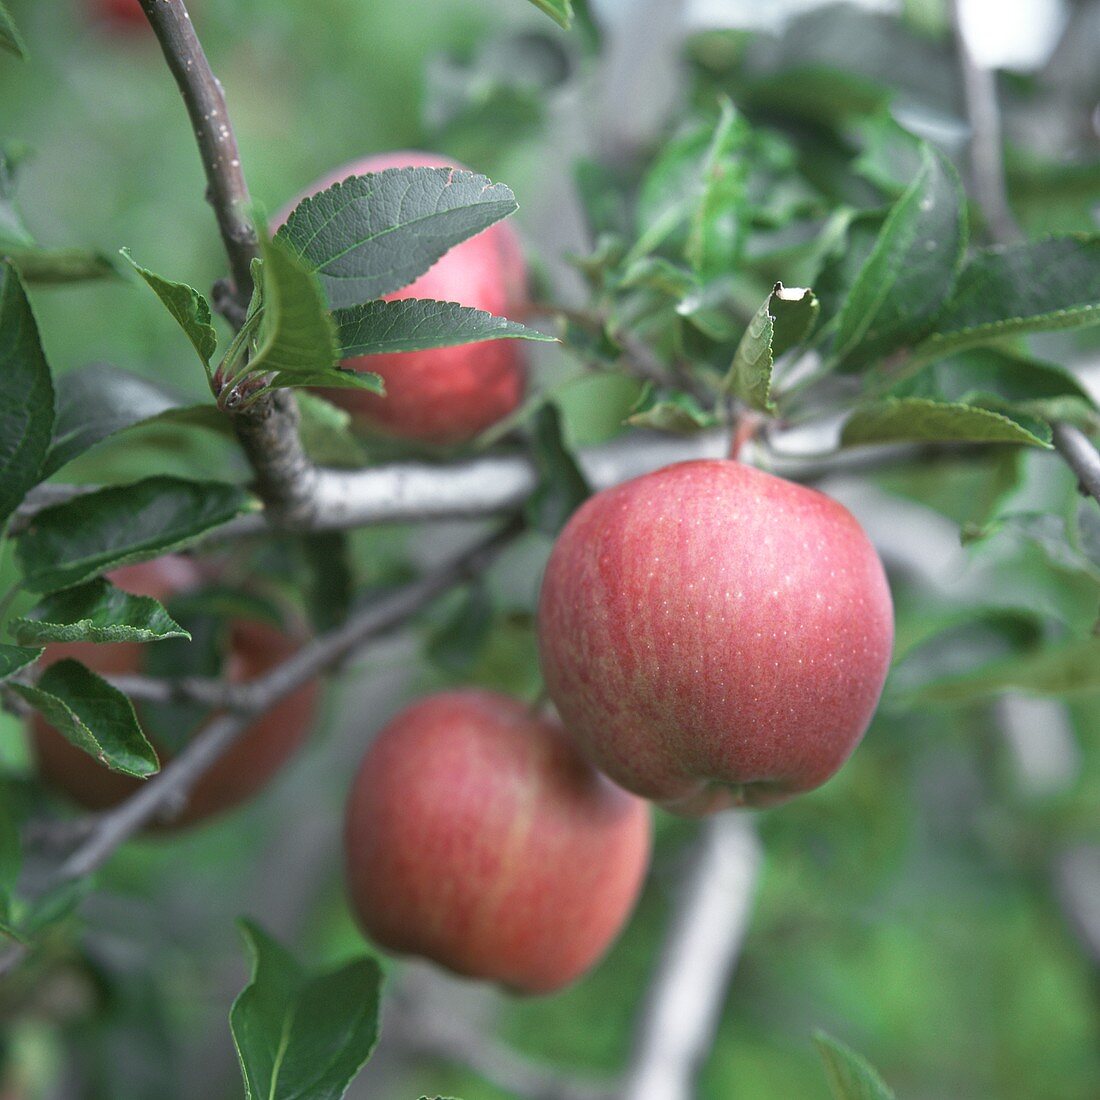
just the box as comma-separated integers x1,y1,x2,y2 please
1,0,1099,1097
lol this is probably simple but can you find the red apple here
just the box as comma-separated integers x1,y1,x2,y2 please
343,689,651,993
92,0,147,30
30,556,319,828
537,459,894,814
276,151,528,445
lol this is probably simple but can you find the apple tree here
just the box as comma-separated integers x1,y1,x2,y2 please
1,1,1099,1098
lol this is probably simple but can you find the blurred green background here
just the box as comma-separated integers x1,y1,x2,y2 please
1,1,1099,1098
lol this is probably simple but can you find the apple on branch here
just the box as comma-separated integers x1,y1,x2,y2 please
30,556,319,829
343,689,651,993
537,459,894,814
277,151,529,446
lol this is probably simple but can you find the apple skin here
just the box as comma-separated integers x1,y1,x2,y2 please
537,459,894,815
276,151,528,445
30,557,319,828
343,689,651,994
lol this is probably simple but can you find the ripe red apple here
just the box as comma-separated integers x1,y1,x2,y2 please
537,459,894,814
343,689,651,993
276,151,528,445
30,556,318,828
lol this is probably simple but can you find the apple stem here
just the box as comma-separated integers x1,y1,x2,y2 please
728,411,762,462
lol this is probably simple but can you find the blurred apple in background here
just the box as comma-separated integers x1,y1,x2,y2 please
277,151,529,446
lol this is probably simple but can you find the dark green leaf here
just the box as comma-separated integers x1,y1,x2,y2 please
11,578,190,645
835,144,966,370
336,297,553,357
526,0,572,29
0,0,26,59
11,660,158,777
427,582,493,676
230,920,383,1100
45,363,192,478
526,403,591,535
0,644,42,681
16,477,256,594
122,249,218,368
11,248,124,285
841,397,1051,448
914,236,1100,361
906,348,1100,431
276,167,517,309
728,282,818,413
247,230,339,377
0,260,54,528
814,1030,896,1100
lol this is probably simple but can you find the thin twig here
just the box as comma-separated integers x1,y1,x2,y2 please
621,814,763,1100
103,673,248,710
1052,422,1100,508
949,0,1021,245
138,0,257,306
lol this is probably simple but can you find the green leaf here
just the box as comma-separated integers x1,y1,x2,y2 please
0,0,26,59
814,1031,896,1100
633,102,749,266
850,112,925,197
45,363,192,478
685,101,749,278
122,249,218,368
294,392,368,467
11,659,158,777
526,0,573,29
247,231,339,378
840,397,1051,448
335,298,553,357
835,144,966,370
918,638,1100,701
626,383,718,434
0,643,42,681
10,248,124,285
20,876,93,935
914,235,1100,361
276,167,517,309
526,402,590,535
0,260,54,529
267,369,384,395
11,578,190,645
16,476,256,594
427,582,493,676
727,282,818,413
905,348,1100,431
230,920,383,1100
